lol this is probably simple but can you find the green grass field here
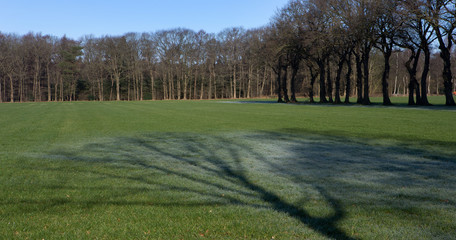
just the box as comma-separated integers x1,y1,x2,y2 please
1,96,455,239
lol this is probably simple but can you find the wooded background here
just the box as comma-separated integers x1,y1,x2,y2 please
0,0,455,105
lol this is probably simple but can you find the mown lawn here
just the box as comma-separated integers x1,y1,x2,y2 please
1,97,455,239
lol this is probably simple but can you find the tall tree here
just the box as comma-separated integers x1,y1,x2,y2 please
103,36,127,101
218,27,246,99
139,32,158,100
58,37,83,101
304,0,332,103
354,0,379,105
428,0,456,105
0,34,22,102
374,0,403,105
399,0,436,105
82,35,106,101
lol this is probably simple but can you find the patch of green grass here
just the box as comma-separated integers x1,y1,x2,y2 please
0,98,455,239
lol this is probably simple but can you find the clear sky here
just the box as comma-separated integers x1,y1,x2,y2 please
1,0,289,40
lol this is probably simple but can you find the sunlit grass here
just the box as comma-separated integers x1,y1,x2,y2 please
0,98,455,239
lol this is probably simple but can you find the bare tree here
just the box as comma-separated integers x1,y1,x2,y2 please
374,0,404,105
218,27,246,99
428,0,456,105
84,35,109,101
57,36,83,101
204,34,219,99
398,0,436,105
102,36,127,101
306,61,320,103
139,33,157,100
0,34,22,102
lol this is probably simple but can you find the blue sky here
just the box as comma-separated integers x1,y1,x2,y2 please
1,0,289,39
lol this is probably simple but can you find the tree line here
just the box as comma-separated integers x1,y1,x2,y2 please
0,29,273,102
271,0,456,106
0,0,455,105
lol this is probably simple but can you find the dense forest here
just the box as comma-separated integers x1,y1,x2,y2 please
0,0,455,105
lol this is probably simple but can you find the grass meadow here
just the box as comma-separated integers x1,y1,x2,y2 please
1,96,455,239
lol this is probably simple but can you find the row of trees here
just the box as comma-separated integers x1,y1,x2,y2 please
0,0,455,105
0,29,280,102
271,0,456,105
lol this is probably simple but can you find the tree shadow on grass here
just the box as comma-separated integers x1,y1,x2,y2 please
11,130,456,239
225,99,456,112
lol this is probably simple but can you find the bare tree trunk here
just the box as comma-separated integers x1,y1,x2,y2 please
19,76,23,102
434,26,456,105
60,74,64,101
200,76,204,100
344,53,352,104
115,73,120,101
133,73,137,101
47,64,51,101
20,75,24,102
54,74,59,102
167,72,171,99
420,46,431,105
135,74,139,100
33,59,39,102
110,75,114,101
170,72,174,99
127,78,131,101
327,58,333,103
281,66,290,103
239,66,243,98
394,52,399,95
428,75,431,95
260,67,266,97
163,72,168,100
140,73,143,101
73,79,76,101
355,52,363,104
208,67,212,100
406,48,422,105
270,68,274,96
229,68,233,98
381,50,392,105
177,73,181,100
318,60,328,103
256,68,260,98
290,65,298,103
8,75,14,103
393,76,398,95
137,71,141,101
440,46,456,105
414,79,421,105
408,81,415,104
362,47,371,105
193,69,198,100
233,64,237,99
183,71,188,100
308,65,318,103
275,65,283,103
213,70,217,99
3,78,6,102
38,75,42,102
247,66,252,99
150,70,155,100
98,77,104,101
334,55,345,104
